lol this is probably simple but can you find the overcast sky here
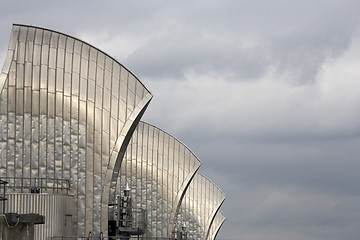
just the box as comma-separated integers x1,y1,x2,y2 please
1,1,360,239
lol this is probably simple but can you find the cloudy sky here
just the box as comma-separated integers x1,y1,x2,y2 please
1,1,360,239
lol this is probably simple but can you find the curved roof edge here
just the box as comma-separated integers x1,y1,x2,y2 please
211,211,226,240
140,121,202,164
0,25,17,95
169,159,201,234
197,172,226,198
137,121,203,235
205,200,225,240
195,172,225,240
12,23,152,96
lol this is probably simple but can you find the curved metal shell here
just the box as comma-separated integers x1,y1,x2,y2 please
176,173,225,240
0,24,152,236
207,211,225,240
116,121,201,238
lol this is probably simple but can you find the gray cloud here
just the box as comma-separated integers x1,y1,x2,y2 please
1,1,360,239
122,0,360,84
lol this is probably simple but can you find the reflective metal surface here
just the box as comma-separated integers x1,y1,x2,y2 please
206,211,225,240
0,24,152,237
116,122,201,238
0,24,226,240
175,173,225,240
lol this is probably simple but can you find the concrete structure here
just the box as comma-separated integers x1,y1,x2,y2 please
0,24,225,239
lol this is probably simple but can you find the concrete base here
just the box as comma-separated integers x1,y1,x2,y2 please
0,215,35,240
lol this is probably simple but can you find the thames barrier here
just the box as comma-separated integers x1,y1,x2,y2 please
0,24,225,240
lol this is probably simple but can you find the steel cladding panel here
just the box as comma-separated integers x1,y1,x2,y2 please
207,211,225,240
0,25,152,237
176,173,225,240
117,121,201,238
6,193,70,239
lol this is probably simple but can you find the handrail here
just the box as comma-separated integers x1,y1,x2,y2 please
50,237,182,240
1,177,70,193
50,232,105,239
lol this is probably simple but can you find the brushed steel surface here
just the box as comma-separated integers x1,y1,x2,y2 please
116,121,201,238
0,24,152,236
207,211,225,240
6,193,72,239
0,24,226,240
175,173,225,240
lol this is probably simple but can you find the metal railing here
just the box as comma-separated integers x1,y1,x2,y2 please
1,177,70,194
51,237,183,240
50,231,191,240
118,208,147,235
51,238,103,240
0,179,8,213
51,232,103,239
107,237,179,240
